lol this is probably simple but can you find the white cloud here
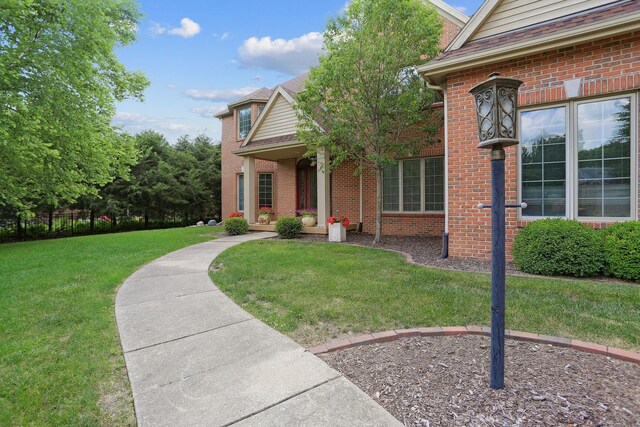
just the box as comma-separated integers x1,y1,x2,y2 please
113,112,188,132
251,75,263,81
190,105,228,118
184,87,259,102
149,18,201,38
454,5,468,13
168,18,201,38
237,32,323,75
149,22,167,36
221,32,229,41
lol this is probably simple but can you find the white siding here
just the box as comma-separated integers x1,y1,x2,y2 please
470,0,618,41
252,95,298,140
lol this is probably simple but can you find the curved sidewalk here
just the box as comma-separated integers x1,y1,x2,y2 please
115,232,400,427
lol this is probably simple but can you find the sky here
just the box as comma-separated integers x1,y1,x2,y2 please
114,0,484,144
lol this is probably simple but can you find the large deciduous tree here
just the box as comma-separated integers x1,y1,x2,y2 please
0,0,149,215
295,0,442,243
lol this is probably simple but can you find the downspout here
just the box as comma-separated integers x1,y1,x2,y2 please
441,86,450,259
358,158,364,232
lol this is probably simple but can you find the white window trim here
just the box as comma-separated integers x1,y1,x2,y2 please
258,173,273,208
517,92,637,222
383,156,445,214
237,174,244,212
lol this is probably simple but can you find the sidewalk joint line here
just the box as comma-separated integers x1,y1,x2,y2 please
223,375,344,427
124,318,254,354
117,288,221,308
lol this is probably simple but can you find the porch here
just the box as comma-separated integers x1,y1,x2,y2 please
234,141,332,231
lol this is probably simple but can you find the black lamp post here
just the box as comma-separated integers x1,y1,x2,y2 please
469,73,524,390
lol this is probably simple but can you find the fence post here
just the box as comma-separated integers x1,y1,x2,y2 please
90,210,95,233
16,216,21,239
48,210,53,234
71,213,74,235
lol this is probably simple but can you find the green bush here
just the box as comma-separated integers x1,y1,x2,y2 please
275,216,302,239
512,219,603,277
224,217,249,235
601,222,640,281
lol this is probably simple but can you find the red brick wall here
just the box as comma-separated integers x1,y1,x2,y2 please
440,17,462,50
445,32,640,260
330,105,446,237
220,102,284,223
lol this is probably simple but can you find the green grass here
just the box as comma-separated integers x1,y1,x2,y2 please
211,241,640,351
0,227,222,426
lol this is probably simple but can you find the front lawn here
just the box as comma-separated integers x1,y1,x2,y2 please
211,241,640,351
0,227,221,426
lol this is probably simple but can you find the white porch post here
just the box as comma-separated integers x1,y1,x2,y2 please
243,156,256,223
316,147,331,227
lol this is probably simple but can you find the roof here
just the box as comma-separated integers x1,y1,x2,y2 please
214,75,308,119
419,0,640,84
427,0,469,27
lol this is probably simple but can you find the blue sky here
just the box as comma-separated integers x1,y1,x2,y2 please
114,0,484,143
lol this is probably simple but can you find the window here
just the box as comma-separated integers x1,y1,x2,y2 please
521,107,567,216
520,95,635,219
238,107,251,139
258,105,265,116
258,173,273,208
424,157,445,211
383,157,445,212
237,174,244,211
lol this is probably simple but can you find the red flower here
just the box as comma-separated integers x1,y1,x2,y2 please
342,217,350,227
327,216,335,225
229,212,244,218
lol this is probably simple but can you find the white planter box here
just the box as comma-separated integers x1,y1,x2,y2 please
328,223,346,242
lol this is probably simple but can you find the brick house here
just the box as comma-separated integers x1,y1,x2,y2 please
217,0,468,235
219,0,640,260
419,0,640,259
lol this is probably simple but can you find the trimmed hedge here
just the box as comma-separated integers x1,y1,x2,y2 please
224,217,249,235
275,216,302,239
512,219,603,277
601,221,640,281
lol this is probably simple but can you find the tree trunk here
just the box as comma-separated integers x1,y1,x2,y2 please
374,162,384,244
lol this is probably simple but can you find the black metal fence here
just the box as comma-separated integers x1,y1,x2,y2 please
0,211,206,243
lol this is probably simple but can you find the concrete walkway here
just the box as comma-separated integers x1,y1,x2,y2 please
116,232,401,427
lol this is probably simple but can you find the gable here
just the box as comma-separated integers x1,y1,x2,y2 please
251,94,298,142
470,0,619,41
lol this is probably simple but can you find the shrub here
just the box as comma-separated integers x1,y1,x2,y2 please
275,216,302,239
512,219,603,277
224,217,249,235
601,221,640,281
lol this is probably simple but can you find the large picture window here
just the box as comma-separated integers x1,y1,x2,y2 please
238,107,251,139
258,173,273,208
519,95,635,219
383,157,444,213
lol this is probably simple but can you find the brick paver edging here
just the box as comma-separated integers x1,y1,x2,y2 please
308,326,640,365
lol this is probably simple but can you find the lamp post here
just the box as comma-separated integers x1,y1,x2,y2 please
469,73,524,390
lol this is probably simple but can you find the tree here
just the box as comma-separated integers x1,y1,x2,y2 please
0,0,149,215
295,0,442,243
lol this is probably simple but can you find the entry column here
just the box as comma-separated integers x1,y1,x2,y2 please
243,156,256,223
316,148,331,227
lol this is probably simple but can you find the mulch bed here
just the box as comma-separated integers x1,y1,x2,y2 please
300,233,519,275
320,335,640,426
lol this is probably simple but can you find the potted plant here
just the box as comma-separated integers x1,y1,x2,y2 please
297,208,318,227
327,215,349,242
257,207,274,224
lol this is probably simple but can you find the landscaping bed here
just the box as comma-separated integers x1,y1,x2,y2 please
321,335,640,426
300,233,521,275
